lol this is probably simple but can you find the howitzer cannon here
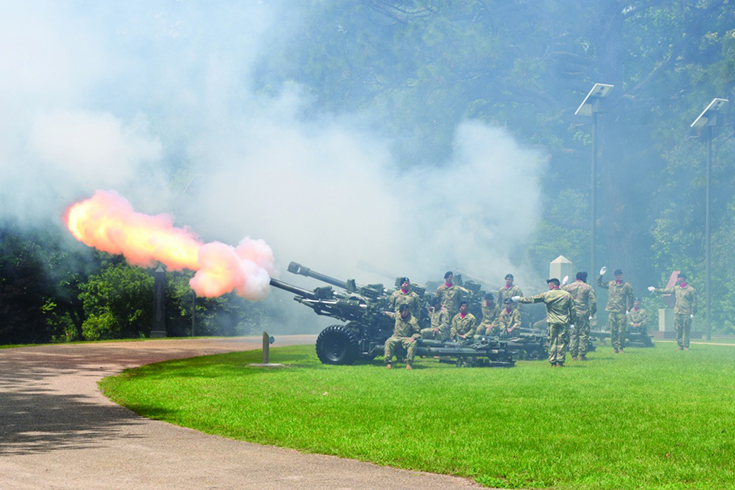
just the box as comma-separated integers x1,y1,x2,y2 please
589,328,654,348
270,265,516,367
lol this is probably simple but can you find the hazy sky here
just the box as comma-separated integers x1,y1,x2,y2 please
0,1,548,294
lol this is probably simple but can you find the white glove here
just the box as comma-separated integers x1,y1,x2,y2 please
647,286,655,292
589,316,593,320
600,266,607,275
690,314,694,319
562,275,569,285
626,310,630,315
511,296,521,302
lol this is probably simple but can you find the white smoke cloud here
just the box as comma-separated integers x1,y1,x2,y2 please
0,1,548,298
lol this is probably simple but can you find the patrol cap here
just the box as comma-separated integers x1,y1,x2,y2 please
547,278,560,286
398,304,410,312
505,273,514,280
678,272,687,279
614,269,623,276
503,297,513,304
459,300,469,307
484,292,494,300
444,271,453,279
576,271,588,280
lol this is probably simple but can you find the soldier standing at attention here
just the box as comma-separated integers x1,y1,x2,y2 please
435,271,468,318
648,273,697,350
384,304,421,370
562,271,597,361
477,292,499,336
420,296,451,341
497,273,523,307
515,278,574,367
495,297,521,338
389,277,421,320
627,297,649,339
450,300,477,344
597,267,634,354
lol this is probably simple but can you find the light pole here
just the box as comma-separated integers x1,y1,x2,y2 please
575,83,614,277
691,98,729,341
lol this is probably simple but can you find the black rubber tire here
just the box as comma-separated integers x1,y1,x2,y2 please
315,325,359,365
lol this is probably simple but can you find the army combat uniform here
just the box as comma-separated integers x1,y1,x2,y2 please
477,302,500,336
497,285,523,309
562,280,597,359
597,275,634,352
435,283,468,318
653,284,697,348
450,312,477,344
519,289,573,366
627,306,649,337
420,306,451,341
494,307,521,338
384,313,421,366
388,289,421,320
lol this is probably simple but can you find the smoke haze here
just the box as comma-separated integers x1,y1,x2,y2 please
0,2,548,297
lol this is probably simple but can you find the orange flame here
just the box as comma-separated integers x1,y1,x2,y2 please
64,190,274,300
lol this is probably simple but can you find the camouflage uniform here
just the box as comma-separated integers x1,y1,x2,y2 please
435,284,468,318
477,302,500,336
627,307,649,337
497,285,523,308
420,306,451,341
384,313,421,365
562,280,597,358
653,285,697,348
494,307,521,338
597,275,634,351
450,312,477,344
519,289,573,365
388,289,421,320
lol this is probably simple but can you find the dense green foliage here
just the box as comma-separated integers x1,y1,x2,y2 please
100,343,735,489
2,1,735,341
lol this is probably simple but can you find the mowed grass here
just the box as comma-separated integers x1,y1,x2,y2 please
100,344,735,490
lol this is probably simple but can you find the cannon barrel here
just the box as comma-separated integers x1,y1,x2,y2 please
269,278,318,300
288,261,350,290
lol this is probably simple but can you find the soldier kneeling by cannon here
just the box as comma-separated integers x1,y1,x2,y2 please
384,304,421,370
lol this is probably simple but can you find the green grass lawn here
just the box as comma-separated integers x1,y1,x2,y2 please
100,344,735,490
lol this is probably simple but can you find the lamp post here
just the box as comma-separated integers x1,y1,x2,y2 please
575,83,614,277
691,98,729,341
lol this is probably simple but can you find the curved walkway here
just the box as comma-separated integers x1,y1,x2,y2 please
0,337,481,489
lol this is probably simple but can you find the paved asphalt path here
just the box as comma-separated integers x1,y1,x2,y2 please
0,337,482,489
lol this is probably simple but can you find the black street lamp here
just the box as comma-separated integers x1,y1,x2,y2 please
575,83,614,277
691,98,729,341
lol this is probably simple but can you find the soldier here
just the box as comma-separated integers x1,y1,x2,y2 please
477,292,500,336
450,300,477,344
515,278,573,367
420,296,451,341
627,297,649,339
562,271,597,361
388,277,421,319
384,304,421,370
597,267,634,354
435,271,468,318
495,297,521,338
497,273,523,306
648,272,697,350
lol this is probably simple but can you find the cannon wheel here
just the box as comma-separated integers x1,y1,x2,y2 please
316,325,359,365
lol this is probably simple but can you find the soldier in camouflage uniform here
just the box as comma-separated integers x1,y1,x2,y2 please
497,273,523,307
627,297,649,338
450,300,477,344
384,304,421,369
389,277,421,320
420,296,451,341
516,278,574,367
562,271,597,361
435,271,469,318
649,272,697,350
597,267,634,353
495,298,521,338
476,292,500,336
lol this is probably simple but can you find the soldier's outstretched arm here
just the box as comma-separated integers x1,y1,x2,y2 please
597,273,609,289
